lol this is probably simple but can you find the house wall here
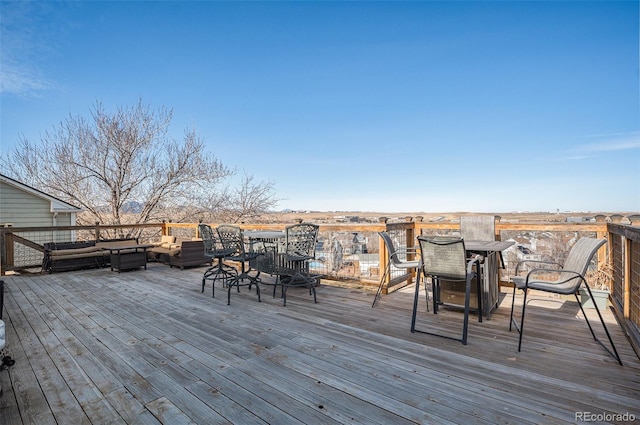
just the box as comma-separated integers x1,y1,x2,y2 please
0,181,72,227
0,181,79,269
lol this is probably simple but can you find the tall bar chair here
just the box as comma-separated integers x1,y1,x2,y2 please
274,223,320,306
199,224,237,297
217,224,262,305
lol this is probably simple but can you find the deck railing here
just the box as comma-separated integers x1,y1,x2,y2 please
607,223,640,357
1,215,638,355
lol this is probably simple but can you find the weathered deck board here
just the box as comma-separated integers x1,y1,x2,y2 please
0,263,638,424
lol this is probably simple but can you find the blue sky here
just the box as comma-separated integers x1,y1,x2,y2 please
1,1,638,213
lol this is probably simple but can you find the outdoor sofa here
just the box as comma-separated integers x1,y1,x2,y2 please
147,237,212,269
42,238,139,273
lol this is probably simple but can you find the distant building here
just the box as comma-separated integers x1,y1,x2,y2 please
567,216,595,223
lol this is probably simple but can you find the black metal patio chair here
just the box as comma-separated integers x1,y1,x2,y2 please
198,223,237,297
271,223,320,306
509,237,622,365
411,236,482,345
372,231,420,307
216,225,262,305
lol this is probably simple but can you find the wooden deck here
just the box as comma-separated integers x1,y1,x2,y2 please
0,264,638,424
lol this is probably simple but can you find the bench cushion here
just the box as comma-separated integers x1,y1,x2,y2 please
51,246,102,256
149,246,171,254
154,235,176,248
51,251,107,260
95,239,138,249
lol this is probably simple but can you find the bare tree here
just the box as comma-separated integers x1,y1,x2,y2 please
210,173,280,224
2,100,279,229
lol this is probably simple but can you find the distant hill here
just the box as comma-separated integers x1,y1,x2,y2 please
122,201,144,214
258,211,636,224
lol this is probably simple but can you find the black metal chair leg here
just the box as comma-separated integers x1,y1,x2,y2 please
372,264,390,307
422,273,430,313
410,271,421,332
509,283,517,331
280,272,316,306
517,289,528,352
203,257,237,298
574,292,623,365
461,277,472,345
476,274,483,323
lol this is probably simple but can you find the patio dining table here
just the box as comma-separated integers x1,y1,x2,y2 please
243,230,285,253
243,229,321,292
243,230,285,241
242,230,286,275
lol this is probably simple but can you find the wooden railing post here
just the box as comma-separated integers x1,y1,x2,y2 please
623,236,631,320
3,226,14,277
161,220,168,236
0,230,4,276
606,222,640,357
625,212,640,318
377,217,390,293
406,218,416,281
495,216,502,241
595,215,608,267
379,232,389,292
5,232,14,272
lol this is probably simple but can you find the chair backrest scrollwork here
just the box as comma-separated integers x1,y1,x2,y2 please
284,223,319,258
216,225,244,256
198,224,216,252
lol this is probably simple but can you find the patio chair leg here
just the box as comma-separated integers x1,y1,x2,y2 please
412,267,472,345
422,273,429,313
509,283,524,335
280,270,317,307
517,289,528,352
272,276,279,298
227,273,261,305
513,285,622,365
509,284,517,331
310,282,317,303
410,271,421,332
372,264,390,307
461,277,472,345
433,278,439,314
574,291,623,365
476,274,483,323
203,258,237,299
